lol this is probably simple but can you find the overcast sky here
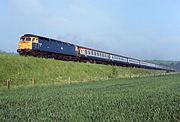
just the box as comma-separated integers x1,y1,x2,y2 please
0,0,180,60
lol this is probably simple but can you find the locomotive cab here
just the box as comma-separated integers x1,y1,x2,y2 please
17,35,39,55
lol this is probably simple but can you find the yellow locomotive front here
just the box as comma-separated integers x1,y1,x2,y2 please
17,35,38,55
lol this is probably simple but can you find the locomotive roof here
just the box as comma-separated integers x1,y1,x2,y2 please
23,34,75,46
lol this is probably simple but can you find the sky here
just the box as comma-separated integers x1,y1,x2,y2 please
0,0,180,60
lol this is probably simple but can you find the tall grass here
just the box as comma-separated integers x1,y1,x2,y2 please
0,54,162,86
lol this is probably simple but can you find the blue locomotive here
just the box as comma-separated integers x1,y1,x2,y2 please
17,34,175,72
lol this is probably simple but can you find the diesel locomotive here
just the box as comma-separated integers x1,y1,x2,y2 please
17,34,175,72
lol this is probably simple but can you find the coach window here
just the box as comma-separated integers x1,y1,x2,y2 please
83,50,85,54
92,51,94,55
85,50,87,54
94,51,96,56
90,51,92,55
102,53,105,57
100,53,102,57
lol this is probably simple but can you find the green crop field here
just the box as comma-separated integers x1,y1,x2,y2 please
0,54,163,87
0,74,180,121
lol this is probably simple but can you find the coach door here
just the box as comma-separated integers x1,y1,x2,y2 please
110,55,113,60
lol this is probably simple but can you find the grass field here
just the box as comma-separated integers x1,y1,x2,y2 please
0,74,180,121
0,54,162,87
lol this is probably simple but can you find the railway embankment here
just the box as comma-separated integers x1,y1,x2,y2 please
0,54,164,87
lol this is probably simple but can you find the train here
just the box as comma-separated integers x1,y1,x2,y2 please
17,34,175,72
